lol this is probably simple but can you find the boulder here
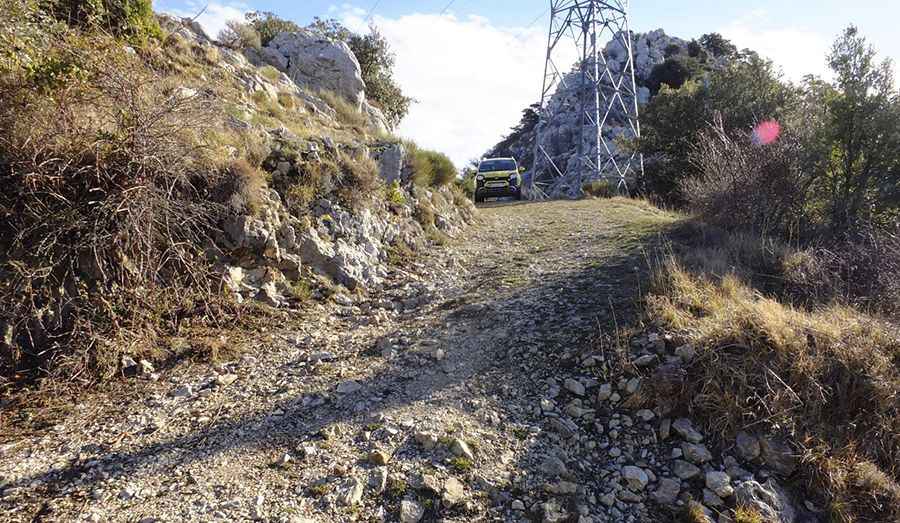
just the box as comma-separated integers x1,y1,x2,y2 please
265,31,366,108
760,436,798,476
376,143,406,184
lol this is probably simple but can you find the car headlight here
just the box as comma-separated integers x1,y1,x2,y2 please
476,174,485,181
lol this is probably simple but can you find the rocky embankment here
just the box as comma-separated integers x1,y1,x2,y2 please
159,16,475,306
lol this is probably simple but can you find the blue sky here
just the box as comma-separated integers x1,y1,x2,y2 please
155,0,900,166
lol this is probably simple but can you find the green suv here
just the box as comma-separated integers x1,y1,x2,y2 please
474,157,522,203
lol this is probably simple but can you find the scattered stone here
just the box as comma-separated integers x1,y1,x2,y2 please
597,383,612,401
512,499,526,511
674,344,696,363
336,380,362,394
400,499,424,523
705,471,734,498
659,418,672,440
703,488,724,508
734,480,797,523
651,477,681,505
368,468,387,494
635,409,655,422
672,418,704,443
450,439,474,461
672,460,701,480
564,378,586,396
414,431,438,450
335,478,364,506
171,384,193,398
633,354,656,367
442,477,466,507
215,374,238,387
681,443,713,464
736,432,761,461
760,437,797,476
540,500,569,523
622,466,649,491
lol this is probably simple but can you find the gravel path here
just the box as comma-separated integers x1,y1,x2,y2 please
1,198,687,523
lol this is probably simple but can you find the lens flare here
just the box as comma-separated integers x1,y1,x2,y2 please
753,120,781,145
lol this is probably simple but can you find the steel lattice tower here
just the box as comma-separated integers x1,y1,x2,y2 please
530,0,644,199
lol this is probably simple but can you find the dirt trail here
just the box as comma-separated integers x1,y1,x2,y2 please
0,198,680,523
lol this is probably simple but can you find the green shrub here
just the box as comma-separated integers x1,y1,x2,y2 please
406,143,457,188
245,11,300,47
47,0,162,43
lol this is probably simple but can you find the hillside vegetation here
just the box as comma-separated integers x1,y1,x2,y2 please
0,1,469,390
637,27,900,523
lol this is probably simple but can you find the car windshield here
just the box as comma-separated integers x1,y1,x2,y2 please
479,159,516,172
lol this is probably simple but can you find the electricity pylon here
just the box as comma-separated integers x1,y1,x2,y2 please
530,0,644,199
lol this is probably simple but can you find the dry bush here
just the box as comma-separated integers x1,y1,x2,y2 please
783,225,900,318
647,231,900,522
582,179,613,198
0,30,233,385
684,118,808,237
227,159,268,215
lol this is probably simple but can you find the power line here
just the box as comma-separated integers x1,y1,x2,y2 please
440,0,457,15
365,0,382,22
524,8,550,29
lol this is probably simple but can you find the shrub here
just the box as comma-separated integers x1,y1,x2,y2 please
582,180,613,199
0,25,228,384
217,20,261,50
227,159,267,215
245,11,300,47
47,0,162,42
647,56,696,94
683,118,808,237
406,144,457,188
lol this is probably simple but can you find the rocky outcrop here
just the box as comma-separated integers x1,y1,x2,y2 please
264,32,366,107
246,31,389,132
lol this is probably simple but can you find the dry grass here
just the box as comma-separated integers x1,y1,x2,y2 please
318,89,369,131
228,159,268,215
732,506,763,523
648,223,900,522
582,179,613,198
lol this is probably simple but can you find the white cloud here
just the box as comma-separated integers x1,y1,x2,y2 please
158,1,249,40
337,7,565,167
720,13,831,82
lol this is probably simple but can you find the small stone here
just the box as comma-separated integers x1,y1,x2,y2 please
633,355,656,367
703,488,724,508
414,431,438,450
597,383,612,401
672,460,701,480
682,443,713,464
625,377,641,394
759,437,797,476
171,384,193,398
215,374,238,387
450,438,474,460
336,380,362,394
651,478,681,505
369,450,390,466
336,478,364,506
442,477,466,507
635,409,655,422
622,466,649,491
400,499,424,523
512,499,526,511
672,418,704,443
564,378,586,396
121,356,138,369
368,468,388,494
736,432,761,461
675,344,696,362
705,471,734,498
